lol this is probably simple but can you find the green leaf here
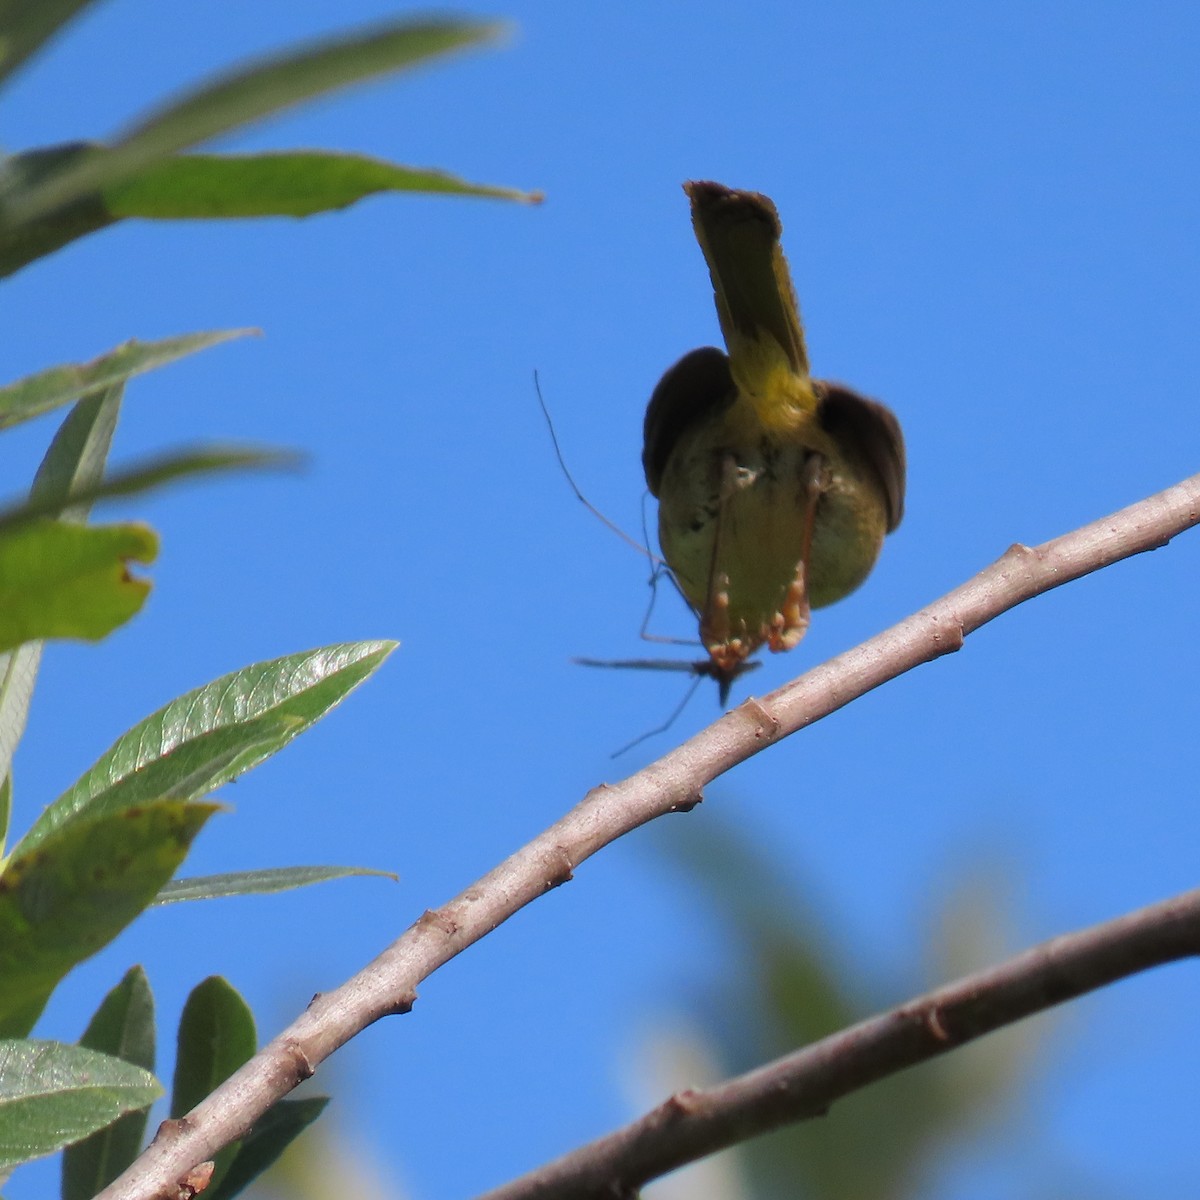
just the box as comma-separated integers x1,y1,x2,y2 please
0,0,105,87
0,329,254,431
0,644,39,798
0,145,115,277
155,864,397,905
172,977,256,1115
107,150,540,217
16,641,396,857
77,967,156,1072
0,139,540,278
61,967,155,1200
0,443,300,535
0,771,10,861
0,801,218,1037
13,734,289,876
207,1097,328,1200
0,1040,161,1173
0,385,130,761
0,519,157,653
0,140,535,274
0,17,504,226
0,387,127,781
0,186,113,277
172,977,256,1189
31,384,124,522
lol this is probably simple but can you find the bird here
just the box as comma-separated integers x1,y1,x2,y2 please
642,180,906,703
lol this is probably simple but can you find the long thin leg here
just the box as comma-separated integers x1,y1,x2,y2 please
609,673,705,758
771,451,824,652
638,560,704,648
699,452,741,653
535,372,660,562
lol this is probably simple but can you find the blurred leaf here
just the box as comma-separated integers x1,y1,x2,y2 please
32,384,124,521
912,868,1045,1154
207,1097,329,1200
658,819,861,1040
246,1085,394,1200
658,819,1049,1200
0,645,38,801
0,329,253,431
108,150,539,214
0,177,113,276
155,864,396,905
0,386,125,783
0,772,10,861
0,17,505,226
61,967,156,1200
0,145,538,278
16,640,396,857
0,520,156,653
0,0,104,86
172,977,256,1189
0,443,300,534
0,1040,160,1172
0,801,217,1036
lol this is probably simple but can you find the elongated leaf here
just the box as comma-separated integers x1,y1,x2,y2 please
0,771,10,860
61,967,155,1200
0,329,253,430
0,189,113,277
0,138,540,278
0,645,39,795
0,801,218,1037
0,1040,161,1172
16,641,395,857
107,150,539,216
172,977,256,1189
0,444,299,535
0,144,114,276
207,1097,328,1200
0,519,157,653
172,977,256,1118
0,18,503,226
0,387,127,775
0,0,105,87
32,384,124,520
14,733,289,874
155,864,396,905
78,967,156,1071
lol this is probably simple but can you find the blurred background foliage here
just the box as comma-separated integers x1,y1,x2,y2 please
250,818,1119,1200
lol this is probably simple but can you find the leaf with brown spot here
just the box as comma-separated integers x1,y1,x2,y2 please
0,801,217,1036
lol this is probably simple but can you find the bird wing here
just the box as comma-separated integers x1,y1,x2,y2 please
641,345,735,496
816,382,907,531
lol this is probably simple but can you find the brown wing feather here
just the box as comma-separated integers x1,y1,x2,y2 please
816,382,907,531
642,346,735,496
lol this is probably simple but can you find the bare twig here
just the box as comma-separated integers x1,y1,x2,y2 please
476,885,1200,1200
93,471,1200,1200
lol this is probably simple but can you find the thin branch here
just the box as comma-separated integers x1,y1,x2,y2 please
93,470,1200,1200
476,885,1200,1200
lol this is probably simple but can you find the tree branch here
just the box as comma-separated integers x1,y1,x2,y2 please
475,885,1200,1200
93,471,1200,1200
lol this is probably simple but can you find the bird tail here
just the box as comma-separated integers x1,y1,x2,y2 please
685,180,812,404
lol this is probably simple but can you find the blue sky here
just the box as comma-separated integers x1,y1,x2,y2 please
4,2,1200,1197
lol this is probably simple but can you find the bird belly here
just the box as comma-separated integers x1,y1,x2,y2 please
656,424,887,665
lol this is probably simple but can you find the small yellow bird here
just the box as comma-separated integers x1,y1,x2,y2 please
643,181,906,701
